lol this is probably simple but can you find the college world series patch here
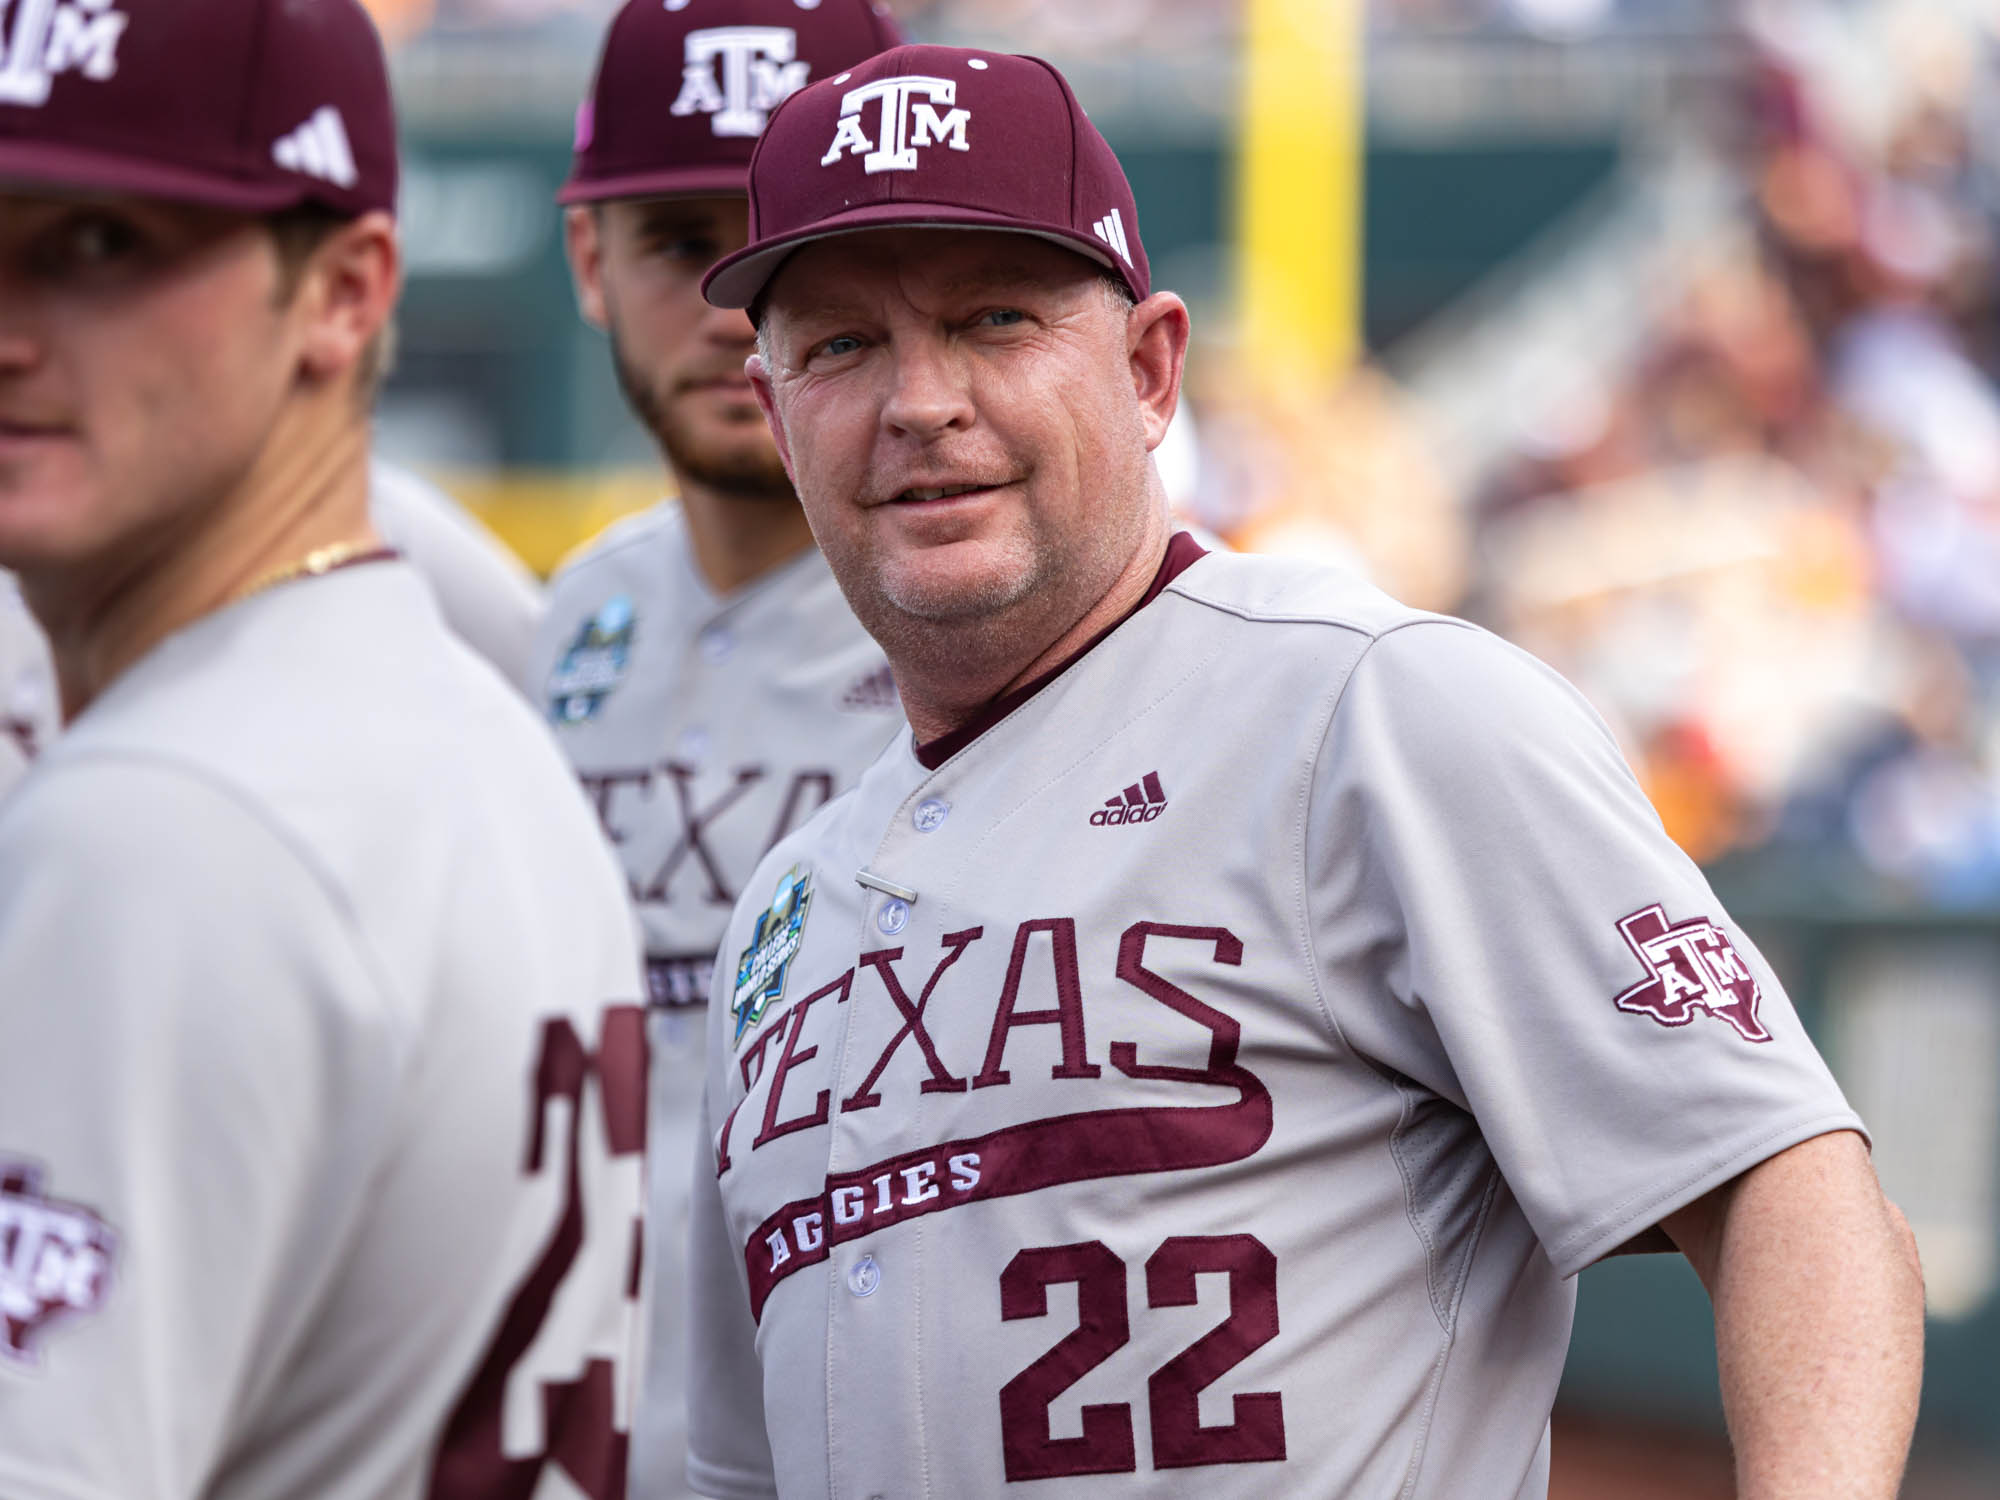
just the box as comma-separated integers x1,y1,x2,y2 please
547,595,636,724
733,866,813,1043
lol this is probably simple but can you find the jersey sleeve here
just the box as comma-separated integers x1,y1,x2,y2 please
684,1088,779,1500
0,760,398,1500
1305,619,1863,1277
369,463,547,686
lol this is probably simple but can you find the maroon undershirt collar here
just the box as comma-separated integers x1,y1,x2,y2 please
913,531,1208,770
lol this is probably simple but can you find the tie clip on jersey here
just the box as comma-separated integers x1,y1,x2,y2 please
233,540,401,608
855,868,918,937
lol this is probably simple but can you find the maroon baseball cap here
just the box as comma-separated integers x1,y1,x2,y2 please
0,0,395,217
559,0,902,207
702,44,1149,310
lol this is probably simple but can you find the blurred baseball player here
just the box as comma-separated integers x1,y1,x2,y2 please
523,2,900,1493
0,466,543,807
0,4,645,1497
681,45,1927,1500
371,459,547,685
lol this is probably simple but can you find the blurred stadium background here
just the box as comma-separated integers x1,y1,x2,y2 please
360,0,2000,1490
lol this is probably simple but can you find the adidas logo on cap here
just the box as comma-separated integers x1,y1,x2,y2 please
272,105,357,189
1089,770,1167,827
1091,208,1130,265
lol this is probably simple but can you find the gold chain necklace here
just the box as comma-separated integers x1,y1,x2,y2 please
234,539,398,607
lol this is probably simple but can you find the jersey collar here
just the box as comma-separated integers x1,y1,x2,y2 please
913,530,1207,771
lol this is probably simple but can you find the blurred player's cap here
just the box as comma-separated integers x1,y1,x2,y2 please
0,0,396,217
703,44,1149,310
558,0,902,207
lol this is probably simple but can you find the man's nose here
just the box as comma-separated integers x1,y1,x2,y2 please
0,279,42,378
881,338,973,441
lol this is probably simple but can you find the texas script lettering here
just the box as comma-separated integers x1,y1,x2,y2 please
717,921,1272,1319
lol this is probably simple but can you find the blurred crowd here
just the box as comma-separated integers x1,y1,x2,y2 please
359,0,1243,50
1377,0,1728,38
362,0,1719,50
1458,0,2000,896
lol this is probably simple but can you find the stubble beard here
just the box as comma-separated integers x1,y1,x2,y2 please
849,509,1098,681
609,326,794,502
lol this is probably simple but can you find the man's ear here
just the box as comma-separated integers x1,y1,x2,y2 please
565,204,611,331
296,210,399,387
1127,291,1191,453
747,351,796,482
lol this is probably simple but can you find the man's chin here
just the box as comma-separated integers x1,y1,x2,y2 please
656,427,792,501
0,480,94,577
875,541,1041,624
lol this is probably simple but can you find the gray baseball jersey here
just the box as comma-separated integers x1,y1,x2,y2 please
0,571,56,805
0,562,645,1500
685,540,1861,1499
524,502,903,1500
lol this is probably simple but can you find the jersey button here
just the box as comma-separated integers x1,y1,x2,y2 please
913,798,950,832
675,726,711,765
698,626,734,661
848,1254,882,1297
877,898,909,936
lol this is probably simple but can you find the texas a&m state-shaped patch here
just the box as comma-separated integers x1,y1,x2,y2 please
1,1160,117,1368
1612,904,1770,1043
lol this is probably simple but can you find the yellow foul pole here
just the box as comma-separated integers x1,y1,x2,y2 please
1235,0,1366,388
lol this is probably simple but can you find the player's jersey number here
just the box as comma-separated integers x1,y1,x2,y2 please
430,1006,647,1499
998,1234,1286,1482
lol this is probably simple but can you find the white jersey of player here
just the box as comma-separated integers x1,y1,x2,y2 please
686,540,1861,1500
0,561,645,1500
0,571,56,806
370,460,547,686
523,501,903,1500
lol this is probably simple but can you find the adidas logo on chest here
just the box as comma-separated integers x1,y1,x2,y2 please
1089,770,1167,827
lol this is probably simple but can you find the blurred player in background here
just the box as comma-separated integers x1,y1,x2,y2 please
521,3,903,1492
370,459,546,683
0,3,644,1496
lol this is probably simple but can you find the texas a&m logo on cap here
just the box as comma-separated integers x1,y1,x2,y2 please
1,1159,117,1368
673,26,810,138
1613,903,1769,1043
820,72,970,174
0,0,129,107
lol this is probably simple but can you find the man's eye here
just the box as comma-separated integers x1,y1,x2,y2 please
981,308,1026,327
56,214,143,269
818,335,864,358
649,235,720,263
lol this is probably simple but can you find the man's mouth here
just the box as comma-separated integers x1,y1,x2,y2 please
893,482,1001,503
0,419,70,441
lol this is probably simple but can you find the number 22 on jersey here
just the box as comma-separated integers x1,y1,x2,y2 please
1001,1233,1285,1481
